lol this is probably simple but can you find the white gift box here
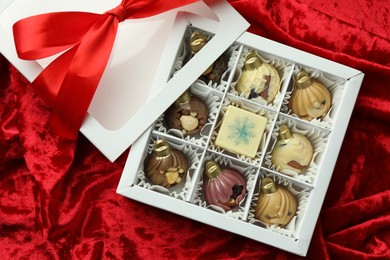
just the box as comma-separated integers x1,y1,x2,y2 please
0,0,248,161
0,0,363,256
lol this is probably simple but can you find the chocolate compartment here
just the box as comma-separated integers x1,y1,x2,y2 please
229,45,294,110
263,115,330,184
153,83,221,147
171,27,240,92
192,151,258,219
209,96,277,165
248,171,311,239
135,133,204,201
282,66,347,130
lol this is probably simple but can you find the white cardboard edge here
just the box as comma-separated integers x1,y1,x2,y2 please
118,185,303,255
118,125,154,192
0,0,14,13
295,72,364,255
0,24,42,82
80,0,249,162
227,35,364,251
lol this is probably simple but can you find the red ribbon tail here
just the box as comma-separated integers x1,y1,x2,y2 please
32,47,79,106
49,16,119,139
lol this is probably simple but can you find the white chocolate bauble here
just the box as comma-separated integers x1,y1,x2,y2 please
236,51,281,103
271,125,313,174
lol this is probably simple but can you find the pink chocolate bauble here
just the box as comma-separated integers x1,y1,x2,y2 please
203,160,247,211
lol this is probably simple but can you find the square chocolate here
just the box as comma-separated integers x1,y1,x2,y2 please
215,105,267,158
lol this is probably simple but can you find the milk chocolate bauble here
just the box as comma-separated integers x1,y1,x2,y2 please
165,90,208,136
144,139,188,188
185,31,227,83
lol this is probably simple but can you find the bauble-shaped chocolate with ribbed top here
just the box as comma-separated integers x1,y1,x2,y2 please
255,178,297,227
144,139,188,188
236,50,281,103
289,71,331,121
203,160,247,211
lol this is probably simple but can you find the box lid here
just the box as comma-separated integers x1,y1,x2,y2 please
0,0,249,162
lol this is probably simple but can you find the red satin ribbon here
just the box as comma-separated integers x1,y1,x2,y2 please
13,0,196,139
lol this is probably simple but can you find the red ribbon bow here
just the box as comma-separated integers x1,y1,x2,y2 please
13,0,196,139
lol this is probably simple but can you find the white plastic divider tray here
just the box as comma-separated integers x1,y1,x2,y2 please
117,20,363,256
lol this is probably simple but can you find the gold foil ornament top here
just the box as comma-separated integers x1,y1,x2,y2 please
145,139,188,188
186,30,228,83
188,31,213,76
175,90,191,105
271,125,314,174
204,160,222,180
152,139,171,158
295,71,312,89
260,177,278,194
278,124,292,142
189,31,207,53
203,160,247,211
243,50,262,70
255,178,297,226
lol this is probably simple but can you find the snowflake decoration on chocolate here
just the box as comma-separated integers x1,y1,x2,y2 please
228,116,256,145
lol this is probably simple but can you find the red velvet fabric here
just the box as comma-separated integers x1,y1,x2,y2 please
0,0,389,259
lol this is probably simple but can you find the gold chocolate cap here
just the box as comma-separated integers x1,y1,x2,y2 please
244,50,262,70
261,177,278,194
295,71,312,89
278,124,292,141
153,139,171,158
189,31,207,53
204,160,222,180
175,90,191,105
